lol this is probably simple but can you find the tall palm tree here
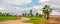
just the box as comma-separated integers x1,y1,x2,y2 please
22,13,26,17
30,10,33,16
43,4,52,19
22,13,24,16
0,12,2,16
6,13,9,16
24,13,26,17
36,12,39,17
28,14,29,17
0,12,2,14
39,14,42,17
43,5,47,18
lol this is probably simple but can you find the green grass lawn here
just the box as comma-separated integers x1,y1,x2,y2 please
0,16,20,22
25,17,48,24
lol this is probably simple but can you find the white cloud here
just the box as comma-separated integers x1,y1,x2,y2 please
32,6,43,14
13,7,32,15
0,7,5,10
51,11,60,15
13,6,43,15
38,0,48,3
0,0,32,15
3,0,32,5
33,5,42,10
45,0,60,8
38,0,60,5
48,0,60,15
37,11,42,14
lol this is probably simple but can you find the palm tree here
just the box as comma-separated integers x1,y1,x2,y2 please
36,12,39,17
0,12,2,16
22,13,24,16
30,10,33,16
43,5,47,18
22,13,26,17
43,4,52,19
6,13,9,16
0,12,2,14
24,13,26,17
28,14,29,17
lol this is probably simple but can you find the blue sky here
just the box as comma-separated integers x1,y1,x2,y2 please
0,0,60,15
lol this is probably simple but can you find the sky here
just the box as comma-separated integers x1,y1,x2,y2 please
0,0,60,15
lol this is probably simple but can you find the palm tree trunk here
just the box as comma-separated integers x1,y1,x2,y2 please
46,14,49,20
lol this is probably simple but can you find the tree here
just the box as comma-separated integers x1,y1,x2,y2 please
28,14,29,17
43,5,47,18
22,13,26,17
30,10,33,16
6,13,9,16
42,4,52,19
22,13,24,16
24,13,26,17
36,12,39,17
0,12,2,16
3,13,10,16
39,14,42,17
0,12,2,14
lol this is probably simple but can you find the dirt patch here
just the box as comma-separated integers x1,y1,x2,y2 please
38,17,60,24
